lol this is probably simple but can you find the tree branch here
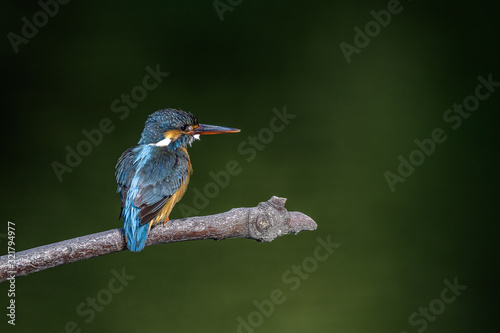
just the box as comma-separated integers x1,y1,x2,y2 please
0,196,317,283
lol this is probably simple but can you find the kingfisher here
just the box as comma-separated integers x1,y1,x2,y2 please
115,108,240,252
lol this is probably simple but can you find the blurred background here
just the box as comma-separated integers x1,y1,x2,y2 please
1,1,499,332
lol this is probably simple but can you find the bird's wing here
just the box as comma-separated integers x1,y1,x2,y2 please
116,146,190,225
115,147,136,214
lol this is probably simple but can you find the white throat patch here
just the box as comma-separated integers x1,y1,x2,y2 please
152,134,200,147
154,137,172,147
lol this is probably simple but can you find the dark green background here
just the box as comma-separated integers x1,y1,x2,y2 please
1,1,499,332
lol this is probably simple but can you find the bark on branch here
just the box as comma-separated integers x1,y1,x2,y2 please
0,196,317,283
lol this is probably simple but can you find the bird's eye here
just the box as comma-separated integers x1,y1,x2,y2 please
181,124,188,131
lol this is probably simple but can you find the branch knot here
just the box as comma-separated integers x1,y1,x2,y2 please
250,196,291,242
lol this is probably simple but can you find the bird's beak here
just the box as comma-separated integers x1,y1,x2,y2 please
194,124,240,135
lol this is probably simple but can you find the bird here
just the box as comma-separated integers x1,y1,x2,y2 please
115,108,240,252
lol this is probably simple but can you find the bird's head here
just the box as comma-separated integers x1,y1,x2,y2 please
138,109,240,149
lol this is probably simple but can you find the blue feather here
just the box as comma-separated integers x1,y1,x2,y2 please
119,145,154,252
116,142,190,252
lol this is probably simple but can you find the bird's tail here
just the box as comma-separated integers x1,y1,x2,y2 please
123,205,150,252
